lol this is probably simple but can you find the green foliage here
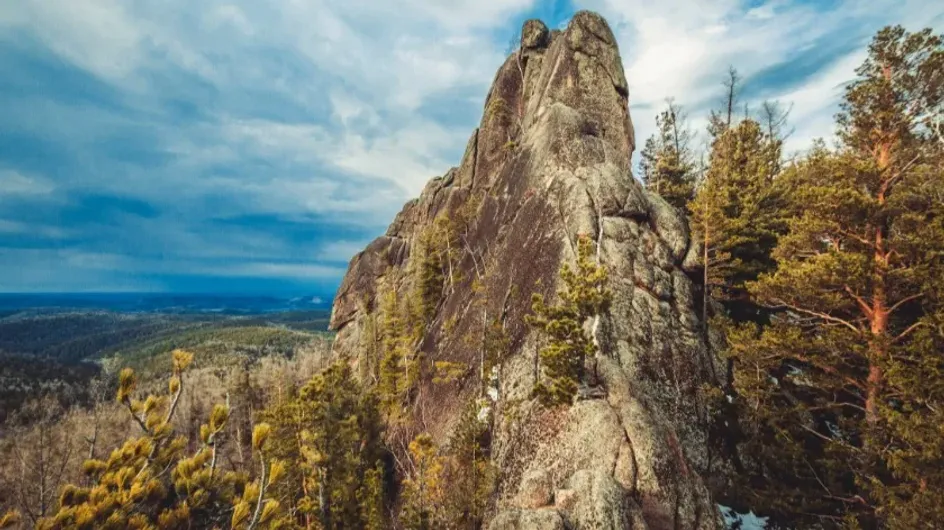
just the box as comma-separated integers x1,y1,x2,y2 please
527,234,611,406
432,361,469,385
399,401,496,530
466,276,512,395
689,117,787,307
399,434,443,530
440,401,497,529
412,207,477,326
377,284,421,422
413,219,452,324
260,361,387,530
725,25,944,529
640,99,697,209
484,97,512,127
358,462,386,530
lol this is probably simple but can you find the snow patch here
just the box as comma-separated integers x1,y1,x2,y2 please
487,386,499,401
718,504,768,530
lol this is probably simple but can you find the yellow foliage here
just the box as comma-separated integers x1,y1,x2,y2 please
432,361,468,385
268,460,286,484
252,423,272,452
171,348,193,372
0,511,21,529
35,352,289,530
116,368,136,402
231,501,251,528
259,500,280,524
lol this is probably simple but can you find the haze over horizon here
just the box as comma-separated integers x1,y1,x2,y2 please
2,0,942,294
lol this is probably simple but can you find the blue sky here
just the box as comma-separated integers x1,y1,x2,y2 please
1,0,942,294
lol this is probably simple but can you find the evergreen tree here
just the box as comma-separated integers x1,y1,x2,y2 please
707,66,742,140
640,99,697,209
261,361,386,530
440,401,496,530
31,350,289,530
759,100,793,177
377,284,420,421
358,462,386,530
727,26,944,529
413,218,453,324
399,434,444,530
527,234,612,406
689,117,787,321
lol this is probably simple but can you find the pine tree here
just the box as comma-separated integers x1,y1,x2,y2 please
413,216,461,324
358,462,386,530
640,99,696,209
441,400,496,530
264,361,386,530
34,350,290,530
759,100,793,178
689,117,787,322
399,434,444,530
707,66,742,140
377,284,417,420
727,26,944,529
527,234,612,406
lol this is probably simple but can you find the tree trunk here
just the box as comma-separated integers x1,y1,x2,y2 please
866,143,892,426
866,236,890,426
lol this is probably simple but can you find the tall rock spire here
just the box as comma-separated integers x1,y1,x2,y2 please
330,11,721,530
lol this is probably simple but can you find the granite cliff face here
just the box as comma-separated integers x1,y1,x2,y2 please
330,12,722,530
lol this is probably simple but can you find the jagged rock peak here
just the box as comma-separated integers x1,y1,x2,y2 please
329,11,722,530
521,19,549,49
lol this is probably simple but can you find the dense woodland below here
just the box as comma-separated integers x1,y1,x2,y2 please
1,20,943,530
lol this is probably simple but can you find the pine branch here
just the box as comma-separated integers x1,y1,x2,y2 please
887,292,925,315
843,285,874,318
893,321,925,343
767,299,863,333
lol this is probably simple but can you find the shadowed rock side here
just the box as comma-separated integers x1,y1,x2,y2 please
329,11,722,530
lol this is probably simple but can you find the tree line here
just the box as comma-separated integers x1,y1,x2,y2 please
640,25,944,529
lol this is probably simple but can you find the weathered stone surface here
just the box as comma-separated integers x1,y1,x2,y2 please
488,508,567,530
517,469,554,508
559,470,648,530
521,19,550,50
329,11,721,530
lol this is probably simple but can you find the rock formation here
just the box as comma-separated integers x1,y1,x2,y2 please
329,11,722,530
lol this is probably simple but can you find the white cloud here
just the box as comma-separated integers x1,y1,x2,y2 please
57,248,344,279
774,51,867,154
0,219,67,238
578,0,944,163
0,0,143,82
224,261,344,279
2,0,522,210
206,5,254,36
0,170,55,196
5,0,944,292
315,240,372,262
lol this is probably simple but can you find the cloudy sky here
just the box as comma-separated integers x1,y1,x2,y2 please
1,0,942,294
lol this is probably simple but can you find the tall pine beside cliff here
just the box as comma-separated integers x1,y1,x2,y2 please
689,117,787,319
640,99,697,209
729,26,944,528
